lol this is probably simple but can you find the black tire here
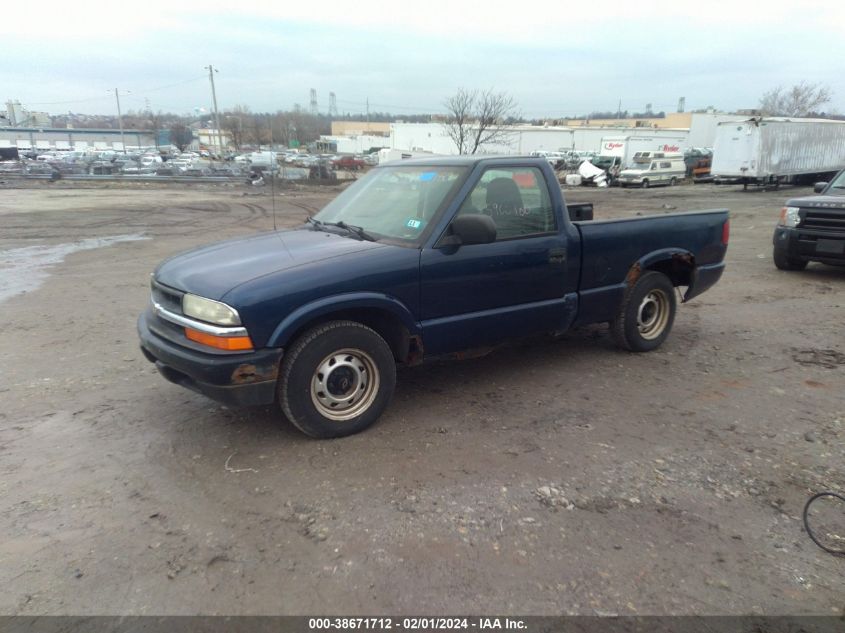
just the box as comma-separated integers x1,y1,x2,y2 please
641,179,649,189
773,247,807,271
279,320,396,438
612,271,677,352
669,177,677,186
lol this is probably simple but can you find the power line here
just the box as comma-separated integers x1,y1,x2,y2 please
135,76,206,94
22,76,207,107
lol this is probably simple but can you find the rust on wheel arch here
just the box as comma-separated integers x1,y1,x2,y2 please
625,262,642,288
406,335,424,366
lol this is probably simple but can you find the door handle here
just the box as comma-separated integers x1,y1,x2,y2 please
548,248,567,264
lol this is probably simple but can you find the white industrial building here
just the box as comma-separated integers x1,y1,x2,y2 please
1,100,51,127
318,134,392,154
321,113,747,157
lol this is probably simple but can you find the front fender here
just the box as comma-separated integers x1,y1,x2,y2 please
266,292,421,348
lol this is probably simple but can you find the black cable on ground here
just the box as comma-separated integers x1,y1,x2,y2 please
803,491,845,556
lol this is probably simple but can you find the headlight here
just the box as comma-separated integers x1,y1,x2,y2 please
778,206,800,227
182,294,242,326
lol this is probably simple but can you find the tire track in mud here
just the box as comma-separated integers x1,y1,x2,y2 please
285,199,321,215
2,198,279,245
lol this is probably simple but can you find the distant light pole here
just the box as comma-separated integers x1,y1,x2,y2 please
111,88,129,154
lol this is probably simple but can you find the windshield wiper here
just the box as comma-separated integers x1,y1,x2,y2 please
305,215,377,241
331,221,377,241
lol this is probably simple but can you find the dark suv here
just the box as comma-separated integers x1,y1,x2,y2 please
773,169,845,270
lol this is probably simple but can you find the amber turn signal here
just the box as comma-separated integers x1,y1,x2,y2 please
185,327,254,351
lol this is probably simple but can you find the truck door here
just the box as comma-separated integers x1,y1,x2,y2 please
419,165,579,355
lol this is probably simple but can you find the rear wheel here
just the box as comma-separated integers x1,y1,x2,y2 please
279,320,396,438
669,177,677,186
773,246,808,271
612,271,676,352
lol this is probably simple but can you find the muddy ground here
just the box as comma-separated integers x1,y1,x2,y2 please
0,177,842,616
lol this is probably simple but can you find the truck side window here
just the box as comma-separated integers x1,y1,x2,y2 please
660,162,671,168
456,167,555,240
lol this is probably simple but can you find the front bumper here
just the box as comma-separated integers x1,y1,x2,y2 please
773,226,845,264
137,308,283,407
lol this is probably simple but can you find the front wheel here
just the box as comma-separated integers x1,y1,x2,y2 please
279,321,396,438
612,271,677,352
641,179,649,189
773,247,808,271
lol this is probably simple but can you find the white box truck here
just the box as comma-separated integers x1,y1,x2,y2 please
595,134,687,170
711,117,845,188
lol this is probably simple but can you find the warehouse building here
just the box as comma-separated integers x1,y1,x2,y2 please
0,126,156,152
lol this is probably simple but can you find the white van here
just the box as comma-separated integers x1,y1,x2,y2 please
618,156,686,188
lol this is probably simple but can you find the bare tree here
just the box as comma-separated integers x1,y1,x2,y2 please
443,88,474,154
146,110,165,148
759,82,833,117
222,105,253,150
169,123,194,152
443,88,520,154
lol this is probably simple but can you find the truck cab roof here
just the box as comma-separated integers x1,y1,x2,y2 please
379,155,549,169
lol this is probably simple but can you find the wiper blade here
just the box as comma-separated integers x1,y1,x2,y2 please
305,216,376,241
324,220,377,242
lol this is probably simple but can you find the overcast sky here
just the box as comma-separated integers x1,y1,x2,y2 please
4,0,844,119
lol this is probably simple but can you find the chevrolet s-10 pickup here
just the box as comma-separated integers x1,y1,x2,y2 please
139,156,729,438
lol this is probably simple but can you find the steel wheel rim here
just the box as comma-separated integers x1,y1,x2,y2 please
637,289,670,340
311,348,380,421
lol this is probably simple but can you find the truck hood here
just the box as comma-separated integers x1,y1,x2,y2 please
155,228,387,300
785,194,845,208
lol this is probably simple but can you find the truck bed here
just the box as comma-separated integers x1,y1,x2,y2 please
572,209,729,325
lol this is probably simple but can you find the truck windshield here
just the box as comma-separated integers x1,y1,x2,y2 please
312,165,467,244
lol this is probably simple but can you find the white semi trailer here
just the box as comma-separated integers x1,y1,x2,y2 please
711,117,845,188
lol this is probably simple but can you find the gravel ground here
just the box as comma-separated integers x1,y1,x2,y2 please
0,178,842,616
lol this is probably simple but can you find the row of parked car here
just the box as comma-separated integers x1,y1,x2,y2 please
16,148,251,177
241,151,377,169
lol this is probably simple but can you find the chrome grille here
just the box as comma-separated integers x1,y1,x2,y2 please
151,280,184,314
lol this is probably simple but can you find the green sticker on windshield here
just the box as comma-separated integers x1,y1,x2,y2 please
405,217,425,230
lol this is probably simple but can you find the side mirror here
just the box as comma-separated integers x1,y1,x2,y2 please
439,214,497,247
814,182,828,194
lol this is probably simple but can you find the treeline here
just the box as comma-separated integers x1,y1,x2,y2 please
49,107,435,150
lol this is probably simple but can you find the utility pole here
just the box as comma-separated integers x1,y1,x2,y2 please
366,97,370,133
205,64,224,160
113,88,127,154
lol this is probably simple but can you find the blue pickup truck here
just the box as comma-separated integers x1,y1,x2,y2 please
138,157,729,438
